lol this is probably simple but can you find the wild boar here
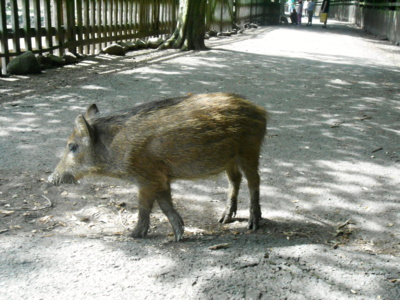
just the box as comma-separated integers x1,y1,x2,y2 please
49,93,267,241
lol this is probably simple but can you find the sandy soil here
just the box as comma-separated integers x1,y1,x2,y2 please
1,20,400,299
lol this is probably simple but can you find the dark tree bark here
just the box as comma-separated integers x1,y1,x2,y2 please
159,0,207,51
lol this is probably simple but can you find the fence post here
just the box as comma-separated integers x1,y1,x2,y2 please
83,0,89,53
103,0,108,49
172,0,177,30
10,0,21,54
0,0,9,74
44,0,53,53
65,0,76,53
128,0,134,38
54,0,64,56
22,0,33,52
97,0,103,51
33,0,42,54
76,0,83,54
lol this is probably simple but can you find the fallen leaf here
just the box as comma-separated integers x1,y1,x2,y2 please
238,262,259,269
354,115,372,121
38,215,54,223
209,243,231,250
337,219,353,230
371,147,383,153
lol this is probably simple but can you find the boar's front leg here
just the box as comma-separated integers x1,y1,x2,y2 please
131,183,184,241
156,187,185,242
131,187,156,238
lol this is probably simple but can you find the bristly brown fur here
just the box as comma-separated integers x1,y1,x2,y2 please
50,93,268,241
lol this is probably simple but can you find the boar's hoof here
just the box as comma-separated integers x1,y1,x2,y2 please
218,210,236,224
247,215,261,231
48,172,76,185
219,214,231,224
130,225,149,239
167,214,184,242
172,223,184,242
48,174,55,183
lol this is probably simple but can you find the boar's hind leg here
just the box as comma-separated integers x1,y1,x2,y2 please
130,187,156,238
156,188,185,242
219,164,242,224
240,157,262,230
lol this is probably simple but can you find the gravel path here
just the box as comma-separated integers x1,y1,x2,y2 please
1,20,399,299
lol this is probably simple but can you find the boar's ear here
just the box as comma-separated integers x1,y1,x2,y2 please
75,114,96,141
85,104,99,119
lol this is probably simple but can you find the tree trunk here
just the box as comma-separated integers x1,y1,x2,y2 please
159,0,207,51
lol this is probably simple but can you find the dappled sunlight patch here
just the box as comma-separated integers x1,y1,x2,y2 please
79,59,98,65
96,54,121,61
265,210,322,224
322,169,379,186
172,192,219,203
169,53,230,69
0,77,19,82
381,126,400,136
47,119,62,124
0,88,13,94
329,78,352,86
17,144,37,150
295,186,328,196
316,160,399,183
81,85,110,90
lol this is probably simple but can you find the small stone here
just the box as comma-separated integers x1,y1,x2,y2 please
46,53,65,67
103,44,126,56
135,39,148,49
208,30,218,37
63,52,78,64
147,37,164,49
7,51,41,75
37,55,53,69
118,41,138,51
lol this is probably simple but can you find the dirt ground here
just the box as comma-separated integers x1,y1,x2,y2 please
1,19,400,299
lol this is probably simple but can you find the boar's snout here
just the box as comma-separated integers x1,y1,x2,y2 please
48,172,77,186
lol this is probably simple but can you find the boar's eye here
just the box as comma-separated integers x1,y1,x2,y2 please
68,143,79,153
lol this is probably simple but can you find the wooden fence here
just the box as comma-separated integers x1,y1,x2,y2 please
0,0,178,74
0,0,279,75
206,0,280,32
329,0,400,44
207,0,235,33
236,0,280,26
